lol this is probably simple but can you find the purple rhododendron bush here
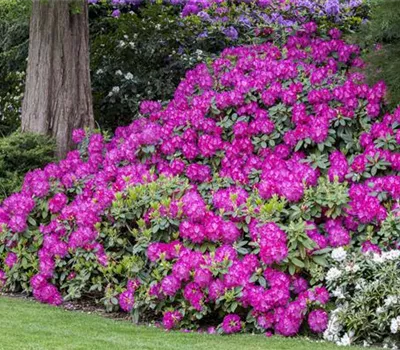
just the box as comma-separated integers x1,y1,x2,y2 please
1,23,400,338
92,0,368,28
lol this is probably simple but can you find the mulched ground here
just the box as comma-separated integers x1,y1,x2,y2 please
0,291,129,321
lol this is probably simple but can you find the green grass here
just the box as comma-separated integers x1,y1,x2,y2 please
0,296,371,350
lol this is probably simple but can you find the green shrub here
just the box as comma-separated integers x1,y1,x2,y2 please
0,1,372,134
325,249,400,347
90,4,228,130
0,132,55,201
355,0,400,108
0,0,30,136
90,1,372,132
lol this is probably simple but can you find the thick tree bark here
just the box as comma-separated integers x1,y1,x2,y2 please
21,0,94,158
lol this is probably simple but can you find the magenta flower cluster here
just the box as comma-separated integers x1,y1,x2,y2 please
222,314,242,334
163,310,183,330
147,238,330,335
0,22,396,338
119,280,139,312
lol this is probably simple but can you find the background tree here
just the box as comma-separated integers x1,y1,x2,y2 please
21,0,94,158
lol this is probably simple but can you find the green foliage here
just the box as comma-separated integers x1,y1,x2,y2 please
364,44,400,108
0,1,374,134
362,0,400,42
1,170,333,319
90,4,227,130
356,211,400,249
292,177,350,221
355,0,400,108
0,0,30,136
0,132,55,201
325,250,400,347
283,219,324,276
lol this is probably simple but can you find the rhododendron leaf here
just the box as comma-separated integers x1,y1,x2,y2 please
21,258,28,268
299,246,306,259
302,240,316,251
313,248,331,255
249,274,258,283
291,257,305,268
312,255,328,267
1,12,397,338
236,240,248,247
28,217,36,226
295,141,303,152
230,301,238,312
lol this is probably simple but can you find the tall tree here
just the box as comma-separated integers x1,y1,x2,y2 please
21,0,94,158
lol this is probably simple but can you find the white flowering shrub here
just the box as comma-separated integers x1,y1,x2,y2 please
325,250,400,347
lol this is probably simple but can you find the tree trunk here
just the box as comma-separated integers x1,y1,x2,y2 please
21,0,94,158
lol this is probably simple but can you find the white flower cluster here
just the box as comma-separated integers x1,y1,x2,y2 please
323,310,343,343
336,332,354,347
125,72,134,80
326,249,400,348
344,263,360,273
326,267,342,282
376,307,385,314
332,287,345,299
372,250,400,263
116,34,136,49
383,344,399,350
112,70,135,81
354,278,366,290
390,317,400,334
384,295,399,308
331,247,347,262
323,309,355,347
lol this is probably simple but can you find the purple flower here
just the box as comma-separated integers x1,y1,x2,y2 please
111,9,121,18
4,252,18,268
222,314,242,334
119,289,135,312
163,311,183,330
223,26,239,40
308,309,328,333
0,270,6,288
161,275,181,297
49,193,68,214
72,129,86,144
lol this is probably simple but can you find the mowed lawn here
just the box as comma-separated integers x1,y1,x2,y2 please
0,296,372,350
